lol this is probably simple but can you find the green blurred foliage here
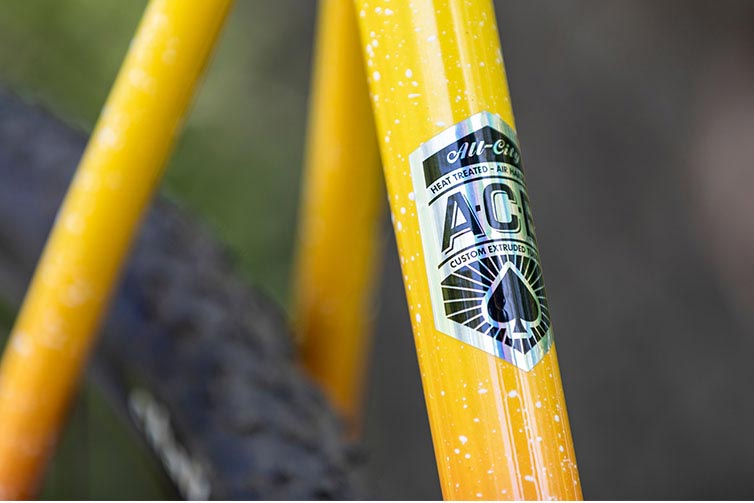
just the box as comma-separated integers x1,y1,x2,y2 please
0,0,317,306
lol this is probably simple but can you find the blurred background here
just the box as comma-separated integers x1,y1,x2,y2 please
1,0,754,499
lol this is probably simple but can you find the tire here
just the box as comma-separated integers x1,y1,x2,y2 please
0,88,363,500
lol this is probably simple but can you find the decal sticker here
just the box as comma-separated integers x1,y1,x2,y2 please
409,111,553,371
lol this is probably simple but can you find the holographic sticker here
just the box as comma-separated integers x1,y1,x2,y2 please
409,111,553,371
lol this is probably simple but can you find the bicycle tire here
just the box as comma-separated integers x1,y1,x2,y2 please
0,88,363,500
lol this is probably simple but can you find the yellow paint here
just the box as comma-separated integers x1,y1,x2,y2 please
0,0,232,497
354,0,581,499
293,0,383,428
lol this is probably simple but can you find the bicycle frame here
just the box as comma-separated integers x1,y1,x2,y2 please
293,0,383,430
0,0,232,496
0,0,580,499
297,0,581,499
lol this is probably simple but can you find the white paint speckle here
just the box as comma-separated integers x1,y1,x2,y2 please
464,453,471,459
64,213,85,235
554,414,560,422
427,34,437,42
128,67,154,93
64,280,92,307
405,68,413,78
98,126,119,148
415,313,421,323
559,445,565,452
459,435,468,445
408,192,416,201
478,388,488,394
524,475,536,483
535,401,542,408
373,71,381,81
507,390,518,398
11,332,32,357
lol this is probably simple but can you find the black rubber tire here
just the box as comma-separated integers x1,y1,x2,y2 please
0,88,363,500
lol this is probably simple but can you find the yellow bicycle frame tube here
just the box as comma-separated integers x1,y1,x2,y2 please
355,0,581,499
0,0,231,497
293,0,382,427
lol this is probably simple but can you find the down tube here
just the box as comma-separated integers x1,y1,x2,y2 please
355,1,582,500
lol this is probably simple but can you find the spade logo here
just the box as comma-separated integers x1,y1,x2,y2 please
440,254,550,356
484,262,540,337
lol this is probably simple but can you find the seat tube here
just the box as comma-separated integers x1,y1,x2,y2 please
292,0,383,430
355,0,582,499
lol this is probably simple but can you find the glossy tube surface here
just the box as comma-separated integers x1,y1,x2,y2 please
0,0,232,497
355,0,581,499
